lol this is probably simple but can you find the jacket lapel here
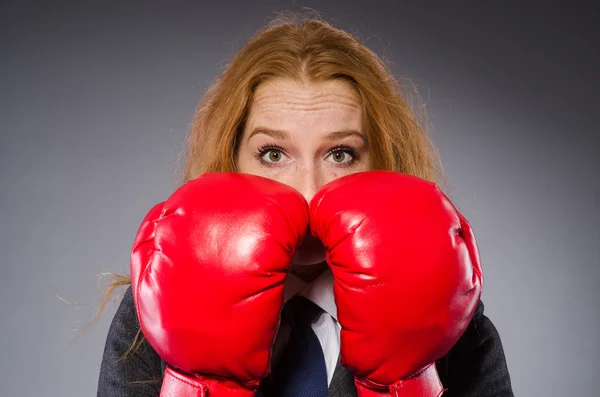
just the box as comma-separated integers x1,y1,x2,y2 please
327,357,357,397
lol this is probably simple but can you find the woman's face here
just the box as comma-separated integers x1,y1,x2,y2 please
237,78,370,268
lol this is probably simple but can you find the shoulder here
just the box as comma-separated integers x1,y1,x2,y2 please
436,300,514,396
111,286,138,335
97,286,164,396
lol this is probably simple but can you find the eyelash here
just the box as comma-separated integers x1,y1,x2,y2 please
254,144,360,168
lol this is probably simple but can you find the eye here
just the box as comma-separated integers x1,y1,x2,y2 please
326,146,359,166
255,145,288,166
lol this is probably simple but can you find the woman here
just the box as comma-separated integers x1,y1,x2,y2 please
96,14,513,397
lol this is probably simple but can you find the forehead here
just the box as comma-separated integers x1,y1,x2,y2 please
248,78,362,120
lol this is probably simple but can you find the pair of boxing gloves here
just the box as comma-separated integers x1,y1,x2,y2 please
130,170,483,397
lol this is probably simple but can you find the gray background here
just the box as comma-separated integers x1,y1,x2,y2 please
1,1,598,395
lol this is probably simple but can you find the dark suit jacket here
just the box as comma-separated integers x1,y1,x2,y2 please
97,287,513,396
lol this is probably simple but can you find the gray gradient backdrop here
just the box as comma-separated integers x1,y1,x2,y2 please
1,1,598,396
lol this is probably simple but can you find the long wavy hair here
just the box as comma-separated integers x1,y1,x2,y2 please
85,11,445,353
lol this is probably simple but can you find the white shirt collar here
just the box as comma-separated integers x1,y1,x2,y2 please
283,268,337,321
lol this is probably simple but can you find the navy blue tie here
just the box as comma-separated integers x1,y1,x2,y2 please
269,295,328,397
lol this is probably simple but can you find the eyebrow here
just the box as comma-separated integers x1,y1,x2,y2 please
247,127,367,143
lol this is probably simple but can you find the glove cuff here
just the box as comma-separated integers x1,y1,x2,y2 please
354,363,445,397
161,365,258,397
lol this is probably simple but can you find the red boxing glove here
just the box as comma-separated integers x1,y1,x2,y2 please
309,171,483,397
130,172,309,397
